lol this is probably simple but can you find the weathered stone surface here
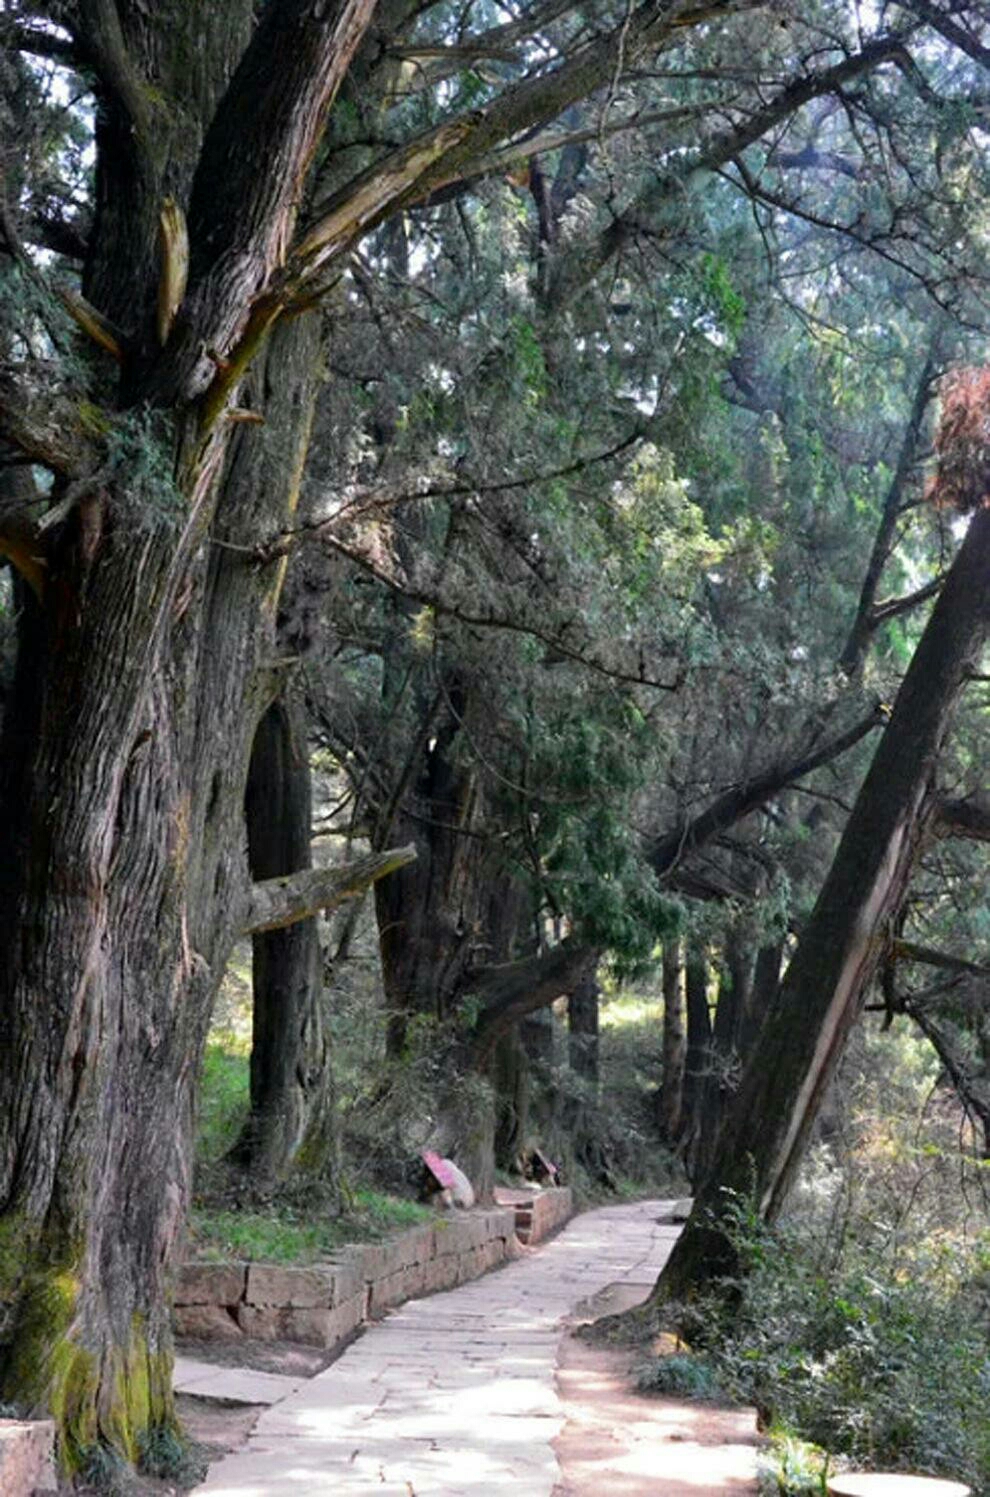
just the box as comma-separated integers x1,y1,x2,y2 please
431,1217,460,1258
237,1305,290,1340
523,1187,573,1245
326,1253,363,1306
237,1296,365,1347
281,1308,335,1344
324,1296,364,1345
488,1208,516,1240
0,1419,55,1497
175,1263,247,1306
245,1265,334,1308
174,1303,244,1340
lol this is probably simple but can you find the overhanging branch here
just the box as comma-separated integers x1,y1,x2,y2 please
649,704,886,879
893,939,990,978
933,795,990,842
468,939,599,1066
244,844,416,934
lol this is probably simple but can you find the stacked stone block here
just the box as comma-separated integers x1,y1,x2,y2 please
173,1196,572,1352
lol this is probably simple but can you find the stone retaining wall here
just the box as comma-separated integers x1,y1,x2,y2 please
511,1187,573,1245
174,1200,565,1350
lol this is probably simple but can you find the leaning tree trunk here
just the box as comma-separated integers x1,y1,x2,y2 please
656,504,990,1303
231,693,339,1192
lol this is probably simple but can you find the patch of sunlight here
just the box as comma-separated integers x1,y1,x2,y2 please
600,993,663,1029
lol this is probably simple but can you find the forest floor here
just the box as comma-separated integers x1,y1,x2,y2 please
177,1198,759,1495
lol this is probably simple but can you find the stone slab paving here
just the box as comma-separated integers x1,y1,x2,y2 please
192,1199,700,1496
175,1358,307,1405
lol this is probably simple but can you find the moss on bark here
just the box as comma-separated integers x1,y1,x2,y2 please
3,1268,174,1475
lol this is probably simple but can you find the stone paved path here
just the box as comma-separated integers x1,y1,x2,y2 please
192,1198,754,1495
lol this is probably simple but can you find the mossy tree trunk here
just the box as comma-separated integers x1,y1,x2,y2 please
655,506,990,1303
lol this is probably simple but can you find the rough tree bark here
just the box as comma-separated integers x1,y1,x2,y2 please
658,941,686,1146
232,694,338,1190
0,2,404,1471
374,679,494,1055
691,934,752,1179
568,973,601,1090
680,946,712,1180
655,504,990,1303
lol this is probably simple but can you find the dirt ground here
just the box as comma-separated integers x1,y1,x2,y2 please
552,1332,760,1496
552,1279,760,1496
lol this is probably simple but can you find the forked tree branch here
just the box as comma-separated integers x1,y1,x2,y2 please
468,939,600,1065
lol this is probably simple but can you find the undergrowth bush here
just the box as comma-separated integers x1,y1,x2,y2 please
636,1351,721,1400
668,1192,990,1493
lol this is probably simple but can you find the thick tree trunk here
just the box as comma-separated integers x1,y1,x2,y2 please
680,946,712,1180
745,940,783,1057
658,941,686,1145
656,505,990,1303
232,695,338,1190
568,973,600,1088
374,681,493,1055
564,972,611,1181
493,1028,528,1170
0,307,382,1468
693,935,752,1178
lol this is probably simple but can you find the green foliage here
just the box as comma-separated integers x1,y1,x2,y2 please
636,1351,722,1400
668,1192,990,1492
700,253,747,340
105,407,183,528
758,1430,831,1496
195,1043,250,1164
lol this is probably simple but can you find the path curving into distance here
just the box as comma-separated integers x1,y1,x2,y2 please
191,1198,757,1495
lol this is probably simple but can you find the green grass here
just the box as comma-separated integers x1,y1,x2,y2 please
188,1188,432,1264
196,1042,250,1164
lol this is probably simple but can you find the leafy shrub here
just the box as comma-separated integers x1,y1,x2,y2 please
670,1193,990,1492
758,1429,831,1495
636,1351,722,1400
